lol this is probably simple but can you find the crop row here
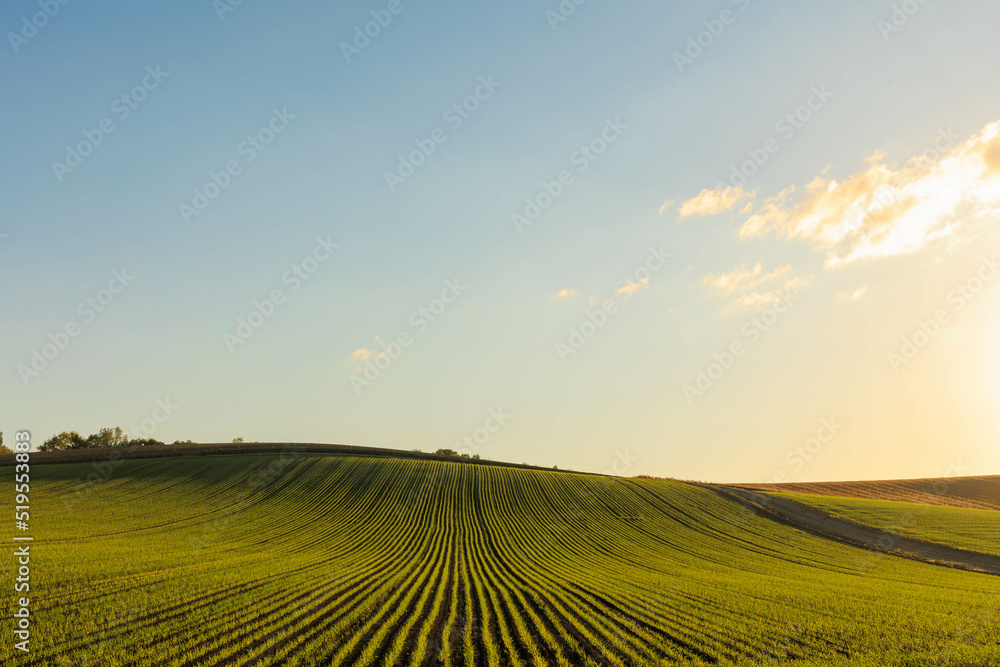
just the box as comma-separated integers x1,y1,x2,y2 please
3,456,1000,666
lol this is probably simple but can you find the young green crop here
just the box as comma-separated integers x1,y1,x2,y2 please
2,455,999,666
770,491,1000,557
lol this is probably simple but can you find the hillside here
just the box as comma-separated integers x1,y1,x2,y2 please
3,455,1000,666
737,476,1000,511
769,492,1000,558
0,441,578,473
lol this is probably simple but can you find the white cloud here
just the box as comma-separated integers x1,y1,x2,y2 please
739,121,1000,266
731,277,811,310
351,337,392,365
702,263,792,295
837,285,868,301
616,278,650,296
551,289,579,300
677,185,753,219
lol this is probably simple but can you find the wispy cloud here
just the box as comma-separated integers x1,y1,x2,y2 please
739,120,1000,266
616,278,649,296
702,263,792,295
678,185,753,219
702,262,809,310
837,285,868,301
351,337,392,364
658,199,676,215
731,277,811,310
551,289,579,300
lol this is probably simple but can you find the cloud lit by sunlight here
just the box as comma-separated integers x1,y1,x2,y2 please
701,263,809,310
702,263,792,295
351,337,392,365
616,278,650,296
738,121,1000,266
677,185,753,219
837,285,868,301
730,277,810,311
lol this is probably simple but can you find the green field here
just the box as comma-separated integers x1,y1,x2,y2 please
4,454,1000,666
771,491,1000,558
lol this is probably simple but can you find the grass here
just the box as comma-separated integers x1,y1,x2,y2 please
771,491,1000,557
2,454,1000,666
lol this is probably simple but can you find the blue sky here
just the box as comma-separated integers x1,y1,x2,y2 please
3,0,1000,482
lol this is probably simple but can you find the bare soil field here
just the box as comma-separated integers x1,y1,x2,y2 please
708,484,1000,576
735,476,1000,511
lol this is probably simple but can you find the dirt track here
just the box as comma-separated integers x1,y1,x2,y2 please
706,484,1000,576
737,475,1000,510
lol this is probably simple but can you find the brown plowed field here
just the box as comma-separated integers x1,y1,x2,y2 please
736,475,1000,510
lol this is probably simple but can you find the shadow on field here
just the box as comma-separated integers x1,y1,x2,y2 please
703,484,1000,577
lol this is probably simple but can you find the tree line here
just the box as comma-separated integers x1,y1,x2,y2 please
420,448,481,460
38,427,196,452
2,435,491,457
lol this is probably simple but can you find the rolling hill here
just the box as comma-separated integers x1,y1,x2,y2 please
737,476,1000,511
3,452,1000,666
768,492,1000,558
